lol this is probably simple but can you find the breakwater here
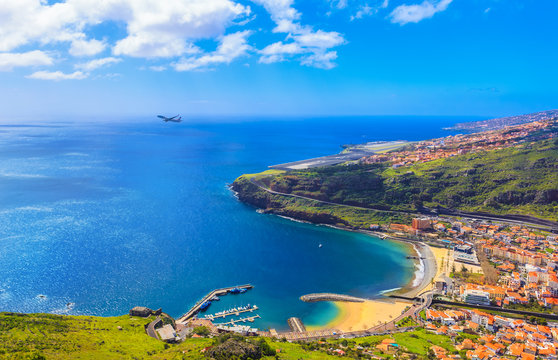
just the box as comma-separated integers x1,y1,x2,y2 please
300,293,367,303
176,284,253,324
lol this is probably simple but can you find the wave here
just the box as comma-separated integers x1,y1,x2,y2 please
379,287,402,295
410,243,425,288
277,215,312,224
0,172,46,179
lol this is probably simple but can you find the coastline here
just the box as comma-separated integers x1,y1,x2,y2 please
392,241,437,298
268,213,438,332
310,298,412,333
271,212,436,298
311,240,433,333
318,223,438,298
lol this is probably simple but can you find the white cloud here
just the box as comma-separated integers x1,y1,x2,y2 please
174,30,252,71
69,38,106,57
351,5,375,21
111,0,250,58
75,57,121,71
350,1,388,21
253,0,346,69
300,51,338,69
0,50,54,71
329,0,348,10
0,0,348,73
26,70,88,81
389,0,452,25
259,41,301,63
252,0,300,31
149,65,167,72
0,0,250,58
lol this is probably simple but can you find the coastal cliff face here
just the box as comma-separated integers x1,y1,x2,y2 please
231,176,351,227
232,137,558,225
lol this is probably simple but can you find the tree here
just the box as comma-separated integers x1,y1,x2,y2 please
193,326,210,336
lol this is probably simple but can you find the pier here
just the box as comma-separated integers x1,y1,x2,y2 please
204,305,259,320
300,293,366,303
214,315,261,326
287,317,306,333
176,284,253,324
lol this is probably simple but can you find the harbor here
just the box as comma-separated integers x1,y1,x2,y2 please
213,314,261,326
176,284,253,324
203,304,259,320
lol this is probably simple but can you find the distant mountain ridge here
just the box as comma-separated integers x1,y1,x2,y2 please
446,109,558,132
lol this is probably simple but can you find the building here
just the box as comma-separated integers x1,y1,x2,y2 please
463,290,491,306
130,306,152,317
156,324,179,343
455,245,473,254
412,218,431,230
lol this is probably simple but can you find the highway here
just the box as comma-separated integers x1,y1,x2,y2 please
248,177,557,231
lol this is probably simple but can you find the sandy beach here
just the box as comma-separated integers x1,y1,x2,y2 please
310,299,412,333
392,241,437,298
304,232,454,333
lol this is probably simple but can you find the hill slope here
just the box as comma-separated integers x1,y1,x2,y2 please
232,138,558,227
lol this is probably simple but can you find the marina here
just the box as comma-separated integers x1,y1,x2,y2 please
204,304,259,320
176,284,253,324
213,314,261,326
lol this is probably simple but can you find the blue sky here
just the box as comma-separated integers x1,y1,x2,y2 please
0,0,557,119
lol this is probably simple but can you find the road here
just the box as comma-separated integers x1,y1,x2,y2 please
249,177,557,230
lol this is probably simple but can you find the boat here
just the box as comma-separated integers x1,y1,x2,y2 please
211,295,220,301
229,288,241,294
319,243,323,248
199,301,211,311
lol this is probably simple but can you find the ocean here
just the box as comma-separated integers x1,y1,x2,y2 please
0,116,475,330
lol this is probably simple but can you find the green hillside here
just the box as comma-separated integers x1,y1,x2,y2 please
232,138,558,226
0,312,456,359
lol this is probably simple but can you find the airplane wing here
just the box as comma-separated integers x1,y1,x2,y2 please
157,115,167,119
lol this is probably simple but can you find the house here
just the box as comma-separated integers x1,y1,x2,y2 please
129,306,153,317
375,339,398,353
156,324,179,343
456,338,476,351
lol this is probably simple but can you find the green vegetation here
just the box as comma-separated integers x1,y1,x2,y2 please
328,328,456,357
504,298,556,315
0,312,464,359
193,326,211,336
0,312,211,359
395,316,418,327
451,266,484,284
0,312,341,359
233,137,558,227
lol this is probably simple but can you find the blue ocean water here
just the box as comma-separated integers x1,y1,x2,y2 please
0,116,474,330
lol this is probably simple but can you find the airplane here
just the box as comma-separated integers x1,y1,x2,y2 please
157,114,182,123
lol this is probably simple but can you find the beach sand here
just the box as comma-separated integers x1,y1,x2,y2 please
392,242,437,298
309,299,411,333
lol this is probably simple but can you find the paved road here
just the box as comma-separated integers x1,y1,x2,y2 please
146,317,161,340
249,178,557,230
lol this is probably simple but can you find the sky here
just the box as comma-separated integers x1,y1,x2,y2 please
0,0,557,119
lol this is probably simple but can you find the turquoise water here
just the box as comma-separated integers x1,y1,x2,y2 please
0,116,471,330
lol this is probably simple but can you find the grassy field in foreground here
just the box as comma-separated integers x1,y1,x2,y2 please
0,312,465,359
0,312,343,360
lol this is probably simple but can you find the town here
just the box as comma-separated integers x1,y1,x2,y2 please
132,116,558,360
362,116,556,168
